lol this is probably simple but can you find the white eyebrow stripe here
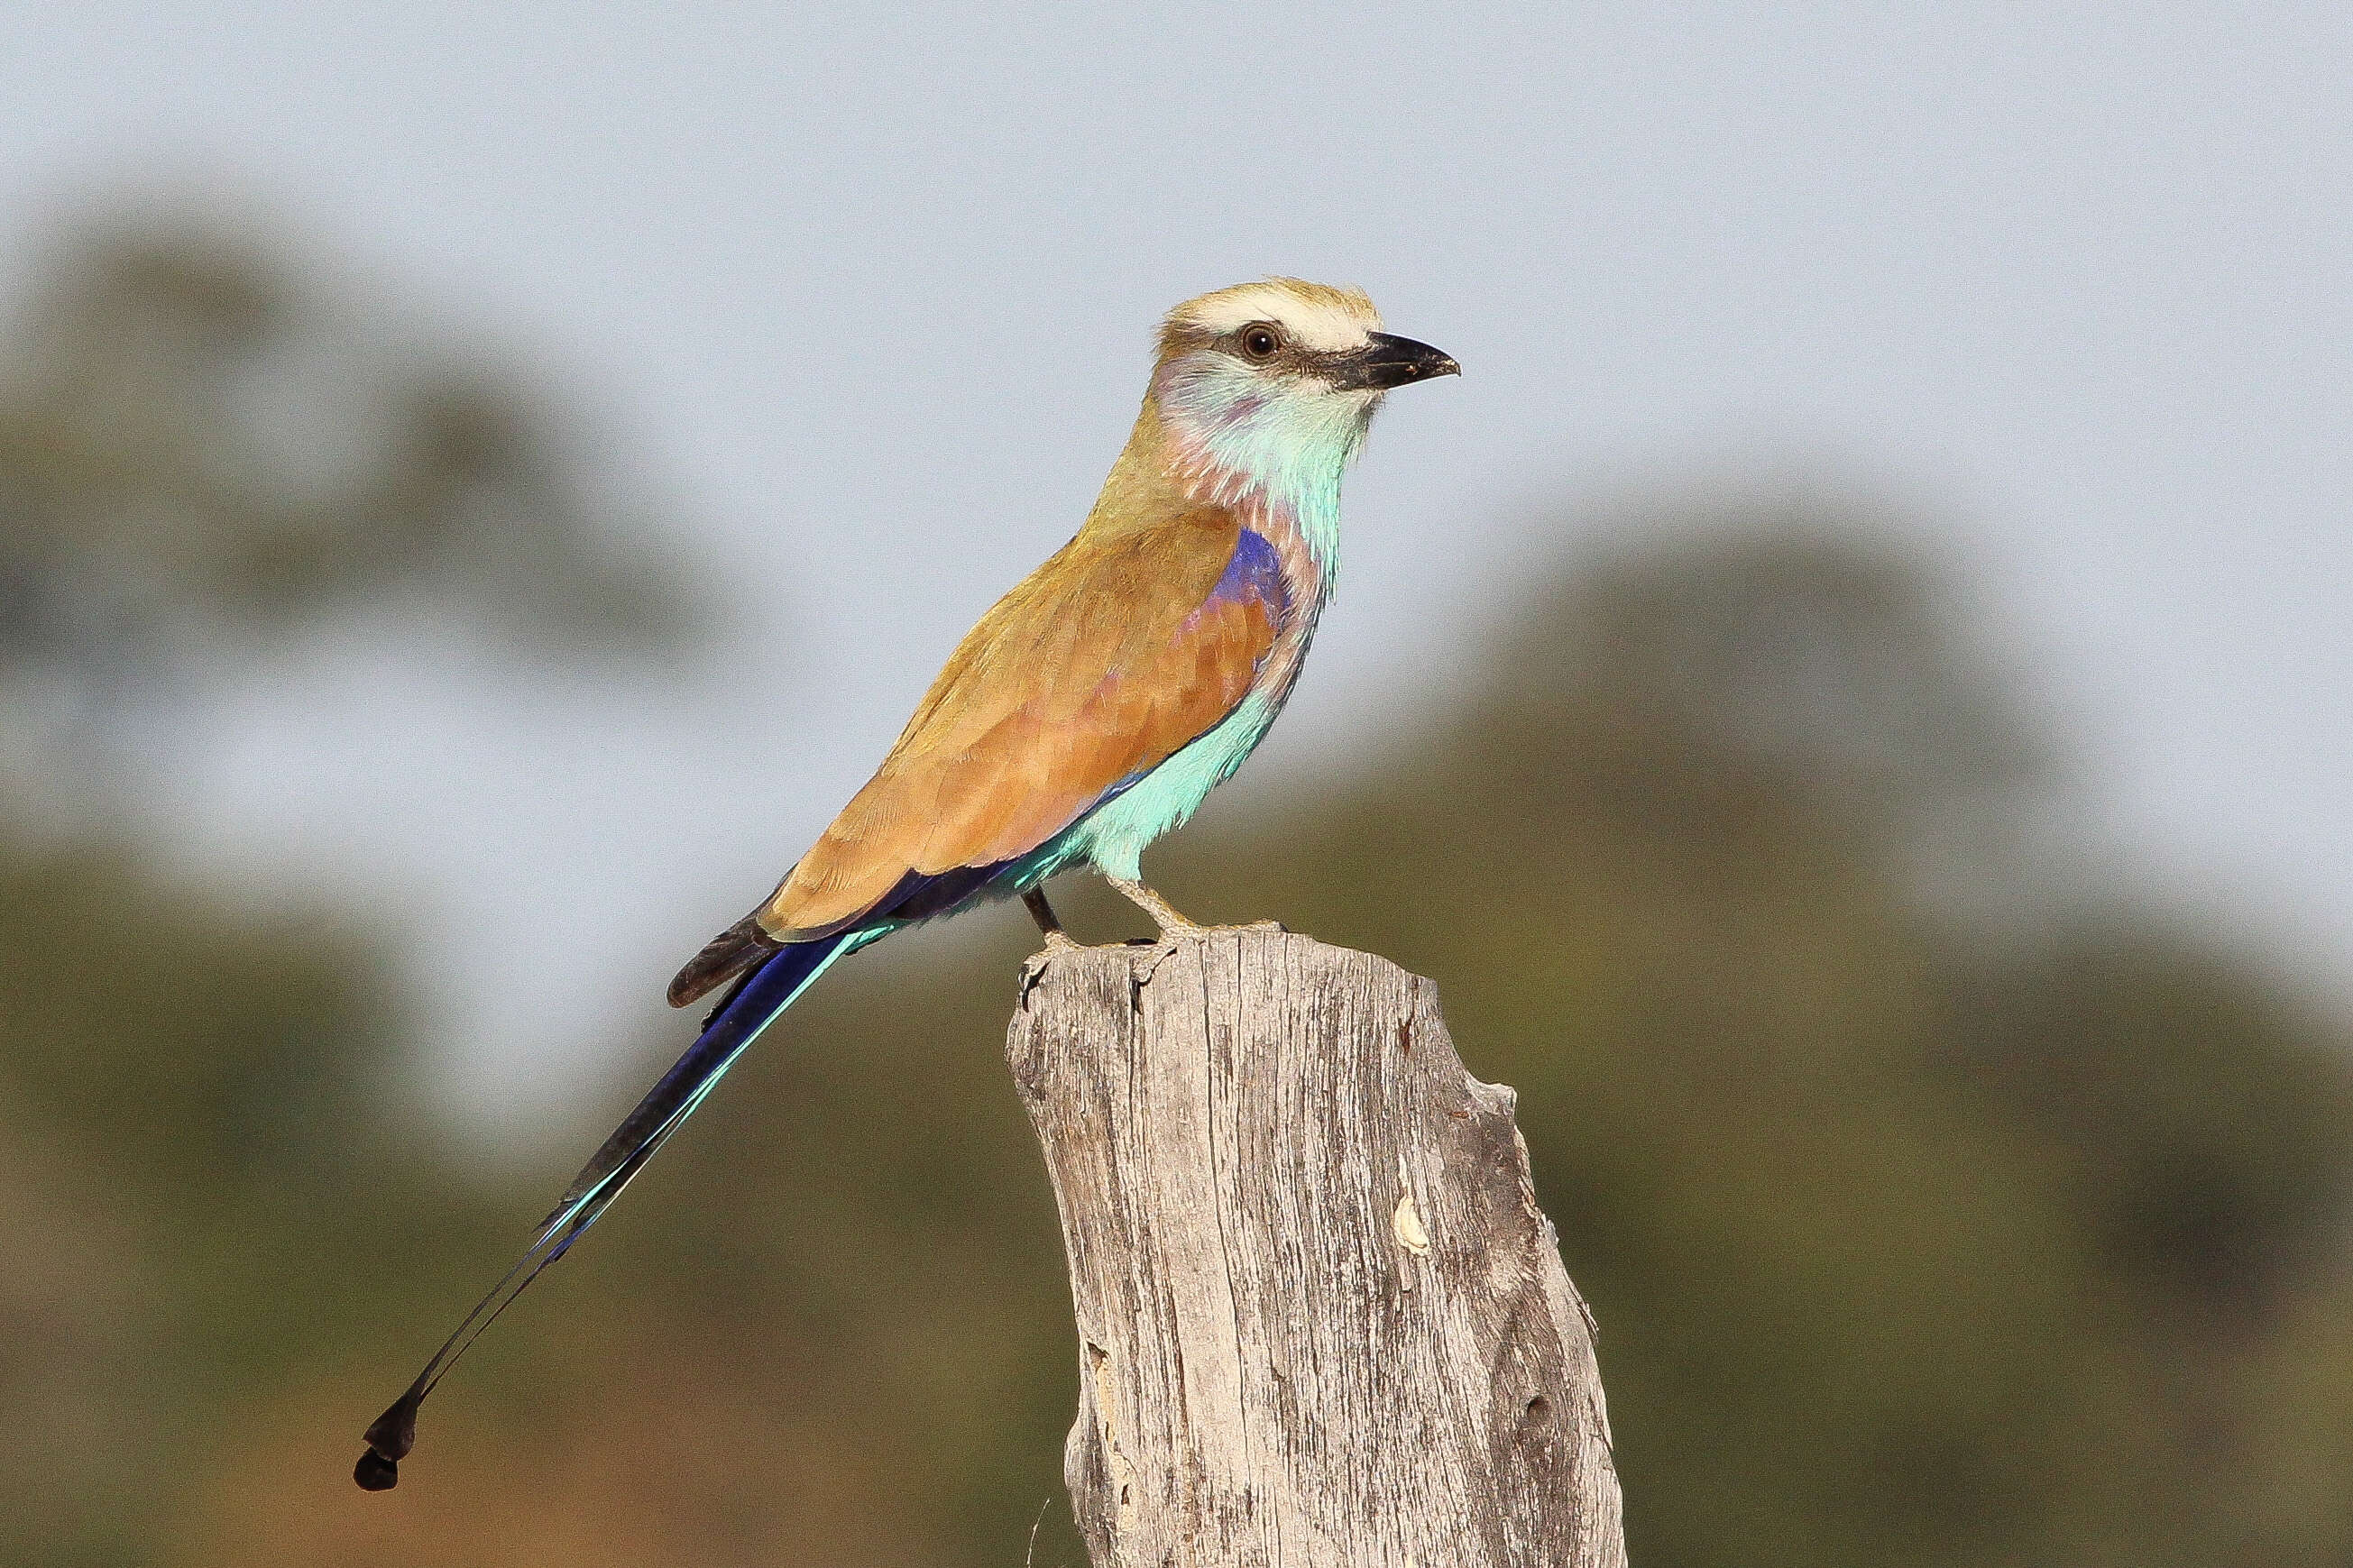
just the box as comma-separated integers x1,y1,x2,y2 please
1176,283,1382,353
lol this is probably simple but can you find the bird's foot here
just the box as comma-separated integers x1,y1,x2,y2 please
1106,876,1203,938
1106,878,1291,942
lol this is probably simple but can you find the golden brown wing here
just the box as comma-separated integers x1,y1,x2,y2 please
761,502,1275,939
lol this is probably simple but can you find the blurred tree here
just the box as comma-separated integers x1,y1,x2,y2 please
0,209,703,1566
1491,500,2055,927
5,219,2348,1568
182,500,2353,1568
0,842,518,1566
0,214,691,806
1148,514,2353,1568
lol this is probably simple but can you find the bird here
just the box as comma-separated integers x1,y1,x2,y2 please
354,278,1458,1490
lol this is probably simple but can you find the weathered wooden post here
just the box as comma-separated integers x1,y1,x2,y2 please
1006,929,1624,1568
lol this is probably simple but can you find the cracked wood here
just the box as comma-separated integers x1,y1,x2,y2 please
1006,929,1625,1568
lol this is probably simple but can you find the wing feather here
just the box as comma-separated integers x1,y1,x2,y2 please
761,506,1278,937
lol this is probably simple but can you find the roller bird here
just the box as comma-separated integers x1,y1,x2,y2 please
356,278,1458,1489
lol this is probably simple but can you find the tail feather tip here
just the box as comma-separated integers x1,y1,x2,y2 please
666,912,778,1007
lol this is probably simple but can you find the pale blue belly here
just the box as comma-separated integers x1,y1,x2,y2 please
1056,690,1282,882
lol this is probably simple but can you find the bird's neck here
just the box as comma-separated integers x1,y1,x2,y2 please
1101,391,1365,594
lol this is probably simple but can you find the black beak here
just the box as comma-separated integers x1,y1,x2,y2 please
1331,332,1461,391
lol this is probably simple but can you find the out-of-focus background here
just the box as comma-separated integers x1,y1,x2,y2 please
5,5,2350,1565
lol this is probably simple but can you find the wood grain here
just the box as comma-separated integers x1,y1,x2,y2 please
1006,930,1624,1568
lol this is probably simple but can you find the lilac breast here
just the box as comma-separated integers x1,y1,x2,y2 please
1205,527,1288,620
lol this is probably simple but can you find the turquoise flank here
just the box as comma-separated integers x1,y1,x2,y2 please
1062,689,1282,881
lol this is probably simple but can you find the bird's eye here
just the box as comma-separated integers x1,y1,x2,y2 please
1241,325,1282,361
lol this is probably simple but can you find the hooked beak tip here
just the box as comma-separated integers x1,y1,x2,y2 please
1347,332,1460,391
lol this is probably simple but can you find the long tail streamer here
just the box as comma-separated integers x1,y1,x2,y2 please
354,931,853,1490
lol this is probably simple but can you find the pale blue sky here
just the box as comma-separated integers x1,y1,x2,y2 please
5,3,2348,1127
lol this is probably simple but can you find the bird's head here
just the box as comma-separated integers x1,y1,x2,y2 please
1148,279,1458,509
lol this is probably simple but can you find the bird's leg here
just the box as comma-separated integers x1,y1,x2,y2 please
1023,886,1080,952
1106,876,1205,938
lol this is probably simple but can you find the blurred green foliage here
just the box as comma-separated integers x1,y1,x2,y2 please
3,222,2350,1567
0,215,689,769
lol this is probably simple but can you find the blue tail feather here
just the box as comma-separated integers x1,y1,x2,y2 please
355,931,854,1490
544,932,848,1234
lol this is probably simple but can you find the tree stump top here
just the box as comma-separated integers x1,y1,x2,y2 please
1007,930,1623,1568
